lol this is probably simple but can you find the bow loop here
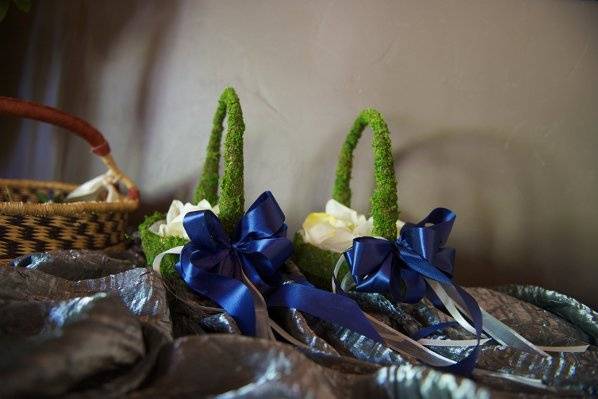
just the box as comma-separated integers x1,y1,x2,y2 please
398,226,439,261
346,209,457,303
187,245,233,273
399,209,454,263
176,191,293,336
345,237,394,278
344,207,484,374
157,191,419,368
238,191,288,242
409,207,455,252
183,210,231,251
396,207,456,283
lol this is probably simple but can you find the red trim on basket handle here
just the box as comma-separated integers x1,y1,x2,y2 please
0,96,139,201
0,97,111,155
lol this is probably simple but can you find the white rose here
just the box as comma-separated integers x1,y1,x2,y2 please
300,199,406,252
149,199,219,239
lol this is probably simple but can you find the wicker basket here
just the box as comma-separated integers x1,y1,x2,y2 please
0,97,140,261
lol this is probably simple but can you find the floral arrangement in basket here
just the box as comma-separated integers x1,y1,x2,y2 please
138,89,589,378
294,109,399,289
293,108,588,374
138,89,474,370
138,87,393,344
139,87,244,279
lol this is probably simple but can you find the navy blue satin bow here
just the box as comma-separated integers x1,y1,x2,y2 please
177,191,382,342
346,208,456,303
176,191,291,335
344,208,482,374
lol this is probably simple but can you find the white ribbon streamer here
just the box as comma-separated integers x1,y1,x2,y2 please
434,281,551,356
364,313,456,367
472,369,550,391
332,256,489,356
65,171,122,203
418,338,492,347
539,344,589,353
426,280,478,335
332,255,588,355
152,246,184,275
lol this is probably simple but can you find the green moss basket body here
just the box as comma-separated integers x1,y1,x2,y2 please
139,212,188,278
292,232,341,289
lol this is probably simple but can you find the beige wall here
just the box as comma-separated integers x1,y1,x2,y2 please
1,0,597,306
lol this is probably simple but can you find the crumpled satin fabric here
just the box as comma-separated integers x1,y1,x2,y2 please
0,250,170,397
313,288,598,396
1,248,596,397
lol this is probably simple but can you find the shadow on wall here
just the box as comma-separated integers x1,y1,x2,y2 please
0,0,182,222
50,0,152,183
2,1,595,308
394,130,595,307
0,4,34,174
0,0,144,178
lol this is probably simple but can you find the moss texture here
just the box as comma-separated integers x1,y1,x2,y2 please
332,108,398,240
139,212,187,278
293,232,341,289
295,108,399,288
192,102,224,205
193,87,245,234
138,87,246,278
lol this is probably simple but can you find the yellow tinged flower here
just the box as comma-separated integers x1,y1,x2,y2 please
300,199,406,253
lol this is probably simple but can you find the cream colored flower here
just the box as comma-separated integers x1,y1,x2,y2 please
300,199,372,252
300,199,406,252
149,199,219,239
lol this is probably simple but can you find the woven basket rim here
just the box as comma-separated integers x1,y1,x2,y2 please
0,178,138,215
0,242,127,262
0,178,78,191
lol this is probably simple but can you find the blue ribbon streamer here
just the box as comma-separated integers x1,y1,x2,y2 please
344,208,483,374
410,321,461,341
176,191,382,343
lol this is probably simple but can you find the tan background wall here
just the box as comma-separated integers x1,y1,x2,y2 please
1,0,597,306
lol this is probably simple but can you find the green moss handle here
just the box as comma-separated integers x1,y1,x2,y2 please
331,109,398,240
193,87,245,234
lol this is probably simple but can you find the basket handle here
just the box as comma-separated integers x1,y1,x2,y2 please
331,109,398,240
0,96,139,200
193,87,245,234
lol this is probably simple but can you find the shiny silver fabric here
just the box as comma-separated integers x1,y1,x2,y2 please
1,250,596,397
0,251,171,397
496,284,598,343
129,335,491,399
333,288,598,395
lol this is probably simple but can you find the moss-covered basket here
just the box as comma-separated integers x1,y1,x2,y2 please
292,109,399,289
139,87,246,278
